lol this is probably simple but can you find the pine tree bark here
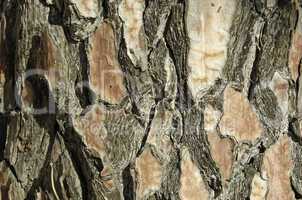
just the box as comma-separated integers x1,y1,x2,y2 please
0,0,301,199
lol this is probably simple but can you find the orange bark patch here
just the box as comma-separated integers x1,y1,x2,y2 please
219,86,263,141
135,147,162,199
262,135,294,200
179,148,209,200
89,23,126,104
207,131,234,181
73,105,108,160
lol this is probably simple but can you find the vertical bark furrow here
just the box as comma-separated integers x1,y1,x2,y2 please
0,0,300,199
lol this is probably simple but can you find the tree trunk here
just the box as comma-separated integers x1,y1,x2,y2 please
0,0,301,199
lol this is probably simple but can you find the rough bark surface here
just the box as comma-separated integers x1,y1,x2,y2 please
0,0,301,199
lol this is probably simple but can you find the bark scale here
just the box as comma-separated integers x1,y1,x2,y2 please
0,0,301,200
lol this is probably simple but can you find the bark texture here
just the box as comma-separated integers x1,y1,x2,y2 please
0,0,301,199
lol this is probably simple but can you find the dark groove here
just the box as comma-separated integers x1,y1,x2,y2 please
0,113,8,160
59,120,91,200
136,103,156,157
76,40,96,108
122,164,135,200
4,158,21,183
247,22,264,102
290,175,302,199
102,0,109,19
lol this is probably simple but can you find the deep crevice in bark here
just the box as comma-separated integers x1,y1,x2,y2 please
0,0,299,199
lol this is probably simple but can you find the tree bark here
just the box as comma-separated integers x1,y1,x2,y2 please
0,0,301,199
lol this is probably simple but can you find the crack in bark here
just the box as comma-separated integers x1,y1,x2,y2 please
0,0,299,199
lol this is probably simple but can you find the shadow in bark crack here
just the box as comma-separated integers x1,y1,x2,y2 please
75,41,96,108
122,164,135,200
0,113,8,160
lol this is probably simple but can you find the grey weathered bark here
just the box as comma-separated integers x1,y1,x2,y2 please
0,0,301,199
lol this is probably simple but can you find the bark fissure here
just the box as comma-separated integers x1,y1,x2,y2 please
0,0,300,199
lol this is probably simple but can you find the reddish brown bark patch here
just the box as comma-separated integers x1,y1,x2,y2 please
262,135,295,200
22,32,62,108
28,32,62,86
179,148,209,200
89,22,126,104
207,131,234,181
289,32,302,81
219,86,263,141
135,147,162,199
29,32,56,70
